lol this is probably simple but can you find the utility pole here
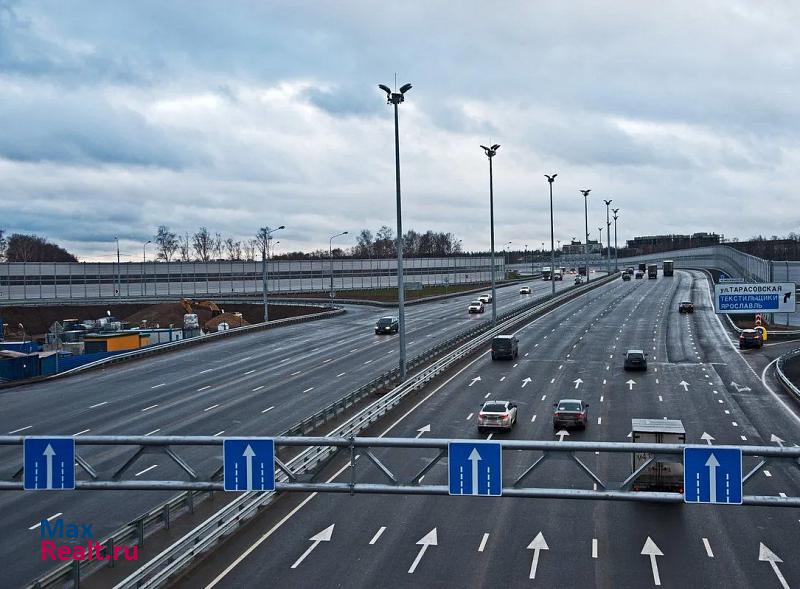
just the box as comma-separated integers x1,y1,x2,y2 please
580,190,590,282
603,199,612,275
545,174,558,296
612,208,619,272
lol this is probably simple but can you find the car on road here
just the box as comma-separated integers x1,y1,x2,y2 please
626,267,635,274
519,286,532,295
574,276,583,285
678,301,694,313
468,300,485,314
491,334,518,360
477,400,518,433
739,328,764,349
374,316,399,335
624,349,648,371
622,272,631,281
553,399,589,430
479,293,493,304
634,271,644,279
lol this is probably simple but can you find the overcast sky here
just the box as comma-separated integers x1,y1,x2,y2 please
1,0,799,261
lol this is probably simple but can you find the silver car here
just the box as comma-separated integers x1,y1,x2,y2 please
477,400,518,433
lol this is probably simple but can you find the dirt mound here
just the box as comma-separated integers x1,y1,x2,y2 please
205,313,249,331
124,303,204,329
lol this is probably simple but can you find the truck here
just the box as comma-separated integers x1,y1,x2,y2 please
541,267,552,280
663,260,674,277
553,268,563,281
647,264,658,279
578,266,587,276
630,419,685,492
638,262,646,273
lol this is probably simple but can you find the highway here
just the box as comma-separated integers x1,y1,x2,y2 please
177,270,800,589
0,277,581,587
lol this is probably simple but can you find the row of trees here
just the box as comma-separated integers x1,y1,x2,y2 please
0,230,78,262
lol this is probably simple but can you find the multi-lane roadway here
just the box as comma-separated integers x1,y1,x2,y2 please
177,270,800,589
1,278,580,587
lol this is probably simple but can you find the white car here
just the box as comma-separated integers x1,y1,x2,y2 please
477,400,518,433
519,286,531,295
468,300,485,314
479,293,493,303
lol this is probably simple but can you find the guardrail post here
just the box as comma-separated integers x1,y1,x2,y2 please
349,436,356,496
106,537,115,568
163,503,171,530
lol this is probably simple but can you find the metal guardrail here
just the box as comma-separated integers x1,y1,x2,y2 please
776,348,800,402
27,273,617,589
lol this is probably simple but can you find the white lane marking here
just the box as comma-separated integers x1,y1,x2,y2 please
467,413,474,421
291,371,302,376
550,378,555,384
303,387,315,393
724,410,730,415
72,429,90,436
531,414,537,423
204,404,220,412
199,368,214,374
135,464,158,477
478,533,490,552
500,376,506,382
514,363,519,368
656,379,659,384
702,538,714,558
731,422,738,427
213,430,225,437
597,417,602,425
323,359,332,364
29,512,63,530
89,401,108,409
243,370,256,375
541,395,547,401
364,359,373,364
558,364,563,370
600,395,604,402
197,385,211,392
350,349,358,353
592,538,598,559
8,425,32,434
658,396,663,402
484,392,491,399
261,406,275,414
369,527,387,545
252,385,264,392
525,352,529,357
764,470,772,477
779,492,787,498
151,383,166,389
760,358,800,426
740,436,747,441
337,372,346,378
602,379,606,385
145,429,161,436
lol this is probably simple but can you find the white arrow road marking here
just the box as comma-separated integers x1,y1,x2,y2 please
43,444,56,489
641,537,663,586
626,379,636,390
573,378,583,389
468,448,482,495
759,542,790,589
527,532,549,579
556,430,569,442
291,524,335,568
679,381,689,391
731,381,752,393
408,528,437,574
770,434,785,447
701,432,715,445
243,445,255,490
705,454,720,502
415,425,431,439
522,377,532,388
469,376,481,387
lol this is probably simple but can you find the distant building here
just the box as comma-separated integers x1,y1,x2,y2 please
624,233,722,256
562,239,601,254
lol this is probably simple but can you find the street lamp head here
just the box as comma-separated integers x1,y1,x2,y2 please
491,144,500,150
580,189,591,196
545,174,557,183
380,83,409,105
343,231,349,235
378,84,391,95
399,83,412,94
604,199,612,206
277,225,285,230
612,208,619,214
481,144,499,158
613,215,619,220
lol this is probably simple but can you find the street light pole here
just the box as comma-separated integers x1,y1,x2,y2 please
598,227,603,263
604,199,612,275
379,81,412,379
114,236,121,298
545,174,557,296
580,190,591,282
612,208,619,272
481,143,501,325
329,231,349,298
260,225,284,323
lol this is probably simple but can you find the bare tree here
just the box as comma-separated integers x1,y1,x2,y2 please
178,233,191,261
154,225,179,262
192,227,214,262
0,229,6,262
243,239,258,261
224,238,242,260
213,232,224,260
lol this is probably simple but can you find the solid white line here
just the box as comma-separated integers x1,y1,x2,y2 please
213,430,225,437
135,464,158,477
145,429,161,436
702,537,714,558
72,429,90,436
252,386,264,392
531,414,537,423
261,406,275,414
243,370,255,375
323,359,332,363
337,372,346,378
592,538,598,559
466,413,474,421
151,383,166,389
291,371,302,376
29,512,63,530
369,527,387,545
303,387,315,393
478,533,489,552
197,385,211,392
199,368,214,374
204,404,220,412
89,401,108,409
364,359,373,364
8,425,32,434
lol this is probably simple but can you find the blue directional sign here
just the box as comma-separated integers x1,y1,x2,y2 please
684,446,742,505
714,282,796,314
23,437,75,490
448,441,502,496
223,438,275,492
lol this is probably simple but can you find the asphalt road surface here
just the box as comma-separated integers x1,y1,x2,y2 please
177,270,800,589
1,277,583,587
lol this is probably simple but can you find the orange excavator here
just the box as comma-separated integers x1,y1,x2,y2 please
180,298,223,318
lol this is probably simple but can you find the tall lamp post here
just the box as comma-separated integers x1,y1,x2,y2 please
481,143,501,324
114,236,121,297
579,190,591,282
545,174,557,296
142,240,151,296
260,225,284,323
598,226,604,265
329,231,349,298
524,244,531,277
379,81,412,379
612,208,619,271
504,241,512,276
603,199,613,275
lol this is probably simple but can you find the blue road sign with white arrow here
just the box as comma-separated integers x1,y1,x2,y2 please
23,437,75,490
448,441,502,496
223,438,275,492
684,446,742,504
